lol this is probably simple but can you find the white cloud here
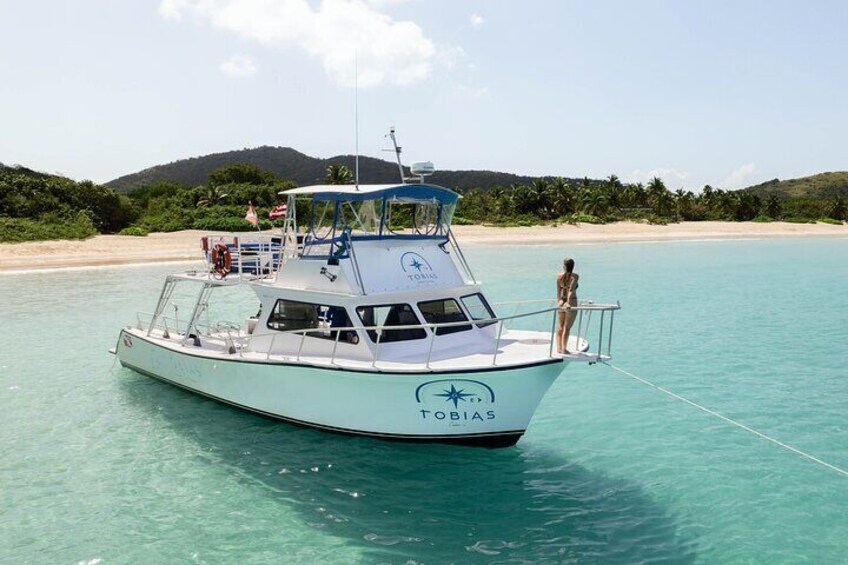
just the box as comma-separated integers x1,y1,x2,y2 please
469,13,484,28
159,0,439,88
457,84,488,99
363,0,411,7
721,163,756,189
625,167,690,189
219,54,258,77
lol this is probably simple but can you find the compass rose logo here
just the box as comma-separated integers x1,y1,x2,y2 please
415,379,496,423
400,252,438,282
434,384,477,408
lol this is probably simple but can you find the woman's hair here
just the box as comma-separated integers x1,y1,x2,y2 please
563,258,575,273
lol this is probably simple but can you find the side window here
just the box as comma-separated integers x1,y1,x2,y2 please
356,304,427,343
267,300,358,343
460,293,496,328
417,298,471,335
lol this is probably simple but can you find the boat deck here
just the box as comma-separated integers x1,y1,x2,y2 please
125,327,604,373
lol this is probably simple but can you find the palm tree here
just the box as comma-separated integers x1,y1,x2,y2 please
674,189,694,219
763,194,782,219
580,188,609,218
196,185,228,208
646,177,673,217
531,178,551,218
325,164,353,185
605,174,624,212
652,190,675,217
825,196,846,221
734,193,760,221
549,177,575,216
712,190,734,218
512,183,537,215
647,177,667,200
622,182,647,208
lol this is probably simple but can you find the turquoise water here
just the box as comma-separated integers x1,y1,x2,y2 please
1,237,847,564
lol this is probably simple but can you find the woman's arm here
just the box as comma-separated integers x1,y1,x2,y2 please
556,274,563,305
564,274,578,304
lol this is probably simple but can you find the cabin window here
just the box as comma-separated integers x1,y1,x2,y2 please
356,304,427,343
417,298,472,335
461,293,497,328
267,299,357,343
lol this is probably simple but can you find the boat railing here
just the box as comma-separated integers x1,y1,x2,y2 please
136,301,620,370
445,228,477,284
344,230,366,295
137,312,217,337
237,302,621,369
200,233,283,282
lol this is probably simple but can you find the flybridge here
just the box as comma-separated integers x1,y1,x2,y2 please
277,182,474,294
281,183,462,258
283,183,459,203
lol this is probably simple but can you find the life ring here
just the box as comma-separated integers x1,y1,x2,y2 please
211,242,232,278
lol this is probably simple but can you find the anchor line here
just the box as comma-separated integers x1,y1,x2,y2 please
602,362,848,479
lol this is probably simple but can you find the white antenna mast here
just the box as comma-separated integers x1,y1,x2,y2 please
354,51,360,190
385,126,406,184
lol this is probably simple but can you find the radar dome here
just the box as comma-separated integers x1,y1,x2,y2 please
410,161,435,176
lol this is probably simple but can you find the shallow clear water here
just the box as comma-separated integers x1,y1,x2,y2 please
1,237,847,564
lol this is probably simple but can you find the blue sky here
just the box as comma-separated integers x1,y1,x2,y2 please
1,1,846,190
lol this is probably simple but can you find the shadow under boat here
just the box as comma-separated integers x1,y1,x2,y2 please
119,370,698,564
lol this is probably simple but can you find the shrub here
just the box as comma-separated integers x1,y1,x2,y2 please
566,212,606,225
0,216,98,243
118,226,149,236
784,217,816,224
752,215,773,223
645,214,670,225
817,218,843,225
192,216,273,232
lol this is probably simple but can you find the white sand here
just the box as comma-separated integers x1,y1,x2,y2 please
0,222,844,272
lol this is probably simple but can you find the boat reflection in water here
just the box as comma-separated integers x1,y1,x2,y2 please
120,374,696,563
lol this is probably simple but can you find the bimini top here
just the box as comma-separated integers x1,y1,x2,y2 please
282,184,460,204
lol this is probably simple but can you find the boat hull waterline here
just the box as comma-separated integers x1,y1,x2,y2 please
116,329,566,447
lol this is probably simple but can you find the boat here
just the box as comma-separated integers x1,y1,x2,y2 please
113,158,620,447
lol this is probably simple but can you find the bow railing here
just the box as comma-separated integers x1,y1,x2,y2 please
137,301,621,371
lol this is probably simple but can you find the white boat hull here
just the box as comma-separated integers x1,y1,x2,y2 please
116,329,567,447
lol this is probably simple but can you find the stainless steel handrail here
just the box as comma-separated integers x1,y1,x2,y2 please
447,228,477,283
136,301,621,369
242,303,620,368
345,231,366,295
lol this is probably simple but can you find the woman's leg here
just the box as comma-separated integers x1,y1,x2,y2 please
562,302,578,353
555,309,566,353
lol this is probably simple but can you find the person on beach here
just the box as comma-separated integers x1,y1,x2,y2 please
555,258,579,353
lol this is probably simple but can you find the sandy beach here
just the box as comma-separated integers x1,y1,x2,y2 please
0,221,844,272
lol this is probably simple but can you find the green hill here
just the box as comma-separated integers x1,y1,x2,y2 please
105,146,548,193
742,172,848,199
0,163,136,242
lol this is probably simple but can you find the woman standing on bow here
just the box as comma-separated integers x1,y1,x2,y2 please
555,258,579,354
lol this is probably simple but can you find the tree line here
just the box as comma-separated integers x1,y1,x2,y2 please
1,163,844,243
455,175,846,226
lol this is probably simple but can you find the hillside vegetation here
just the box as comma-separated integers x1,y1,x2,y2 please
1,159,845,243
0,164,136,242
105,146,545,193
743,172,848,199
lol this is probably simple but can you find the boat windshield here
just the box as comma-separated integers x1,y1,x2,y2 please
293,185,459,259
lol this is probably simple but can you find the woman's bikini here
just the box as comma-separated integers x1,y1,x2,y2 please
560,273,578,304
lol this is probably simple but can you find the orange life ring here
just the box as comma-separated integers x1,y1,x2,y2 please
211,242,232,278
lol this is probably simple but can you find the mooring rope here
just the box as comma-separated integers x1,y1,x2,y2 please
602,362,848,479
